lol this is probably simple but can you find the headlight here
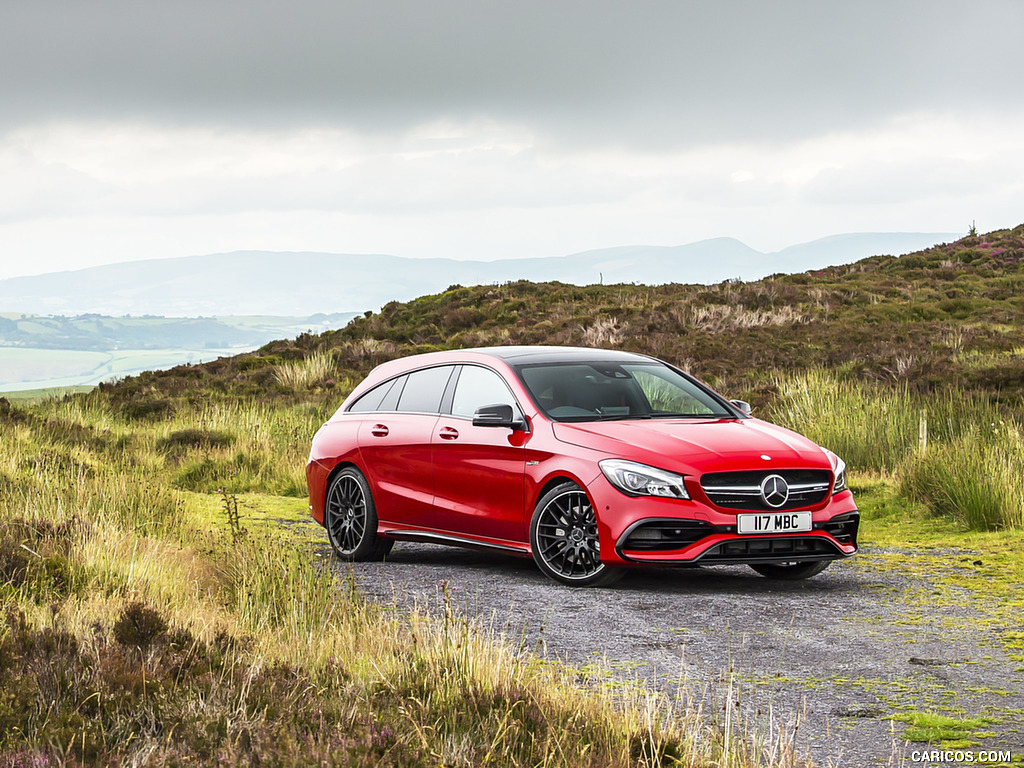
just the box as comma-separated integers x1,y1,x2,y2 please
822,449,847,494
599,459,690,499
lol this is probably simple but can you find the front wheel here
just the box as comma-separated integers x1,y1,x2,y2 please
325,467,393,561
749,560,832,580
530,482,623,587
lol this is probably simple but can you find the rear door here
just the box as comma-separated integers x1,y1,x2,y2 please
357,365,455,526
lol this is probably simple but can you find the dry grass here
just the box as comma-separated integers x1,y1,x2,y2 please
0,392,810,767
582,317,628,347
274,349,337,389
689,304,810,333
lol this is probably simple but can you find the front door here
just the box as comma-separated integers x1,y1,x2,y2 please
431,365,527,543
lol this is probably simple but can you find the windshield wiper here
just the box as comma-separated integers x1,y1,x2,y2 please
649,412,725,419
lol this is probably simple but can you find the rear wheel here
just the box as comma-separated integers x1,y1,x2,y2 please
530,482,623,587
749,560,832,580
325,467,393,561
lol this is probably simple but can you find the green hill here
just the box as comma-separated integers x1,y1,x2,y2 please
102,223,1024,408
92,223,1024,532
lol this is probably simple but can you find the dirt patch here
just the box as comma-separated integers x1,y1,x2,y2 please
326,541,1023,767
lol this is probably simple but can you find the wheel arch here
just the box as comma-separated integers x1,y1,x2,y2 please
530,472,592,513
326,459,360,483
528,474,624,586
320,460,362,520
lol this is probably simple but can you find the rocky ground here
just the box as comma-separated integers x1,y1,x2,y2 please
320,537,1023,767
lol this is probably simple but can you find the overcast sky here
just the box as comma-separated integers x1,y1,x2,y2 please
1,0,1022,279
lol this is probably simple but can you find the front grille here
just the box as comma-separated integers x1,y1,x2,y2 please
700,469,831,511
619,520,715,552
699,536,840,563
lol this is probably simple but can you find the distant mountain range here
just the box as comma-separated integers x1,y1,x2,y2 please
0,233,958,317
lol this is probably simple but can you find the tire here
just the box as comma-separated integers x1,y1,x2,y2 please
529,482,623,587
749,560,832,580
324,467,394,561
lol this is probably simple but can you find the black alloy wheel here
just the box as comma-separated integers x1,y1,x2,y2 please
530,482,623,587
749,560,832,580
325,467,393,561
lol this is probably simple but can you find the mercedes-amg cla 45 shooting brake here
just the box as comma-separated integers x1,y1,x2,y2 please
306,347,858,586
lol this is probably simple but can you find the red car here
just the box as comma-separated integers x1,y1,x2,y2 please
306,346,858,586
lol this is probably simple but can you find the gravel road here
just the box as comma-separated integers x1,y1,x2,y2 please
318,535,1023,767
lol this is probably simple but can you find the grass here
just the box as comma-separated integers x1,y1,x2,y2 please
274,349,339,390
769,370,1024,530
899,431,1024,530
1,392,808,768
890,711,997,749
5,373,1021,765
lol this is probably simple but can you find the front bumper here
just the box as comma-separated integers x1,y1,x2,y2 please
586,473,859,566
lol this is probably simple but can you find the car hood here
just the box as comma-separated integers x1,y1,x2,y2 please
552,418,831,474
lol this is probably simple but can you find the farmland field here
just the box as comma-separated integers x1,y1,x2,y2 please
0,311,357,392
0,346,247,392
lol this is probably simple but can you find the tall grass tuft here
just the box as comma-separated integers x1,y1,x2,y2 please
772,370,1024,529
274,350,336,389
899,429,1024,530
772,371,919,473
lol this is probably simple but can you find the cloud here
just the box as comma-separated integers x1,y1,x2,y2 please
4,109,1020,234
797,114,1024,206
1,2,1021,279
3,1,1023,148
1,121,638,220
0,141,114,222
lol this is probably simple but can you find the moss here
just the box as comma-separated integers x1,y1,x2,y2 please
891,710,997,748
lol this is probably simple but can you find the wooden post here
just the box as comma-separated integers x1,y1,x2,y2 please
918,409,928,453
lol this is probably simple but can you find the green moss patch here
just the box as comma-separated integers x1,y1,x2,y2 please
891,710,997,748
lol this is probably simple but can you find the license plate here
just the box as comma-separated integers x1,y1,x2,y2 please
737,512,812,534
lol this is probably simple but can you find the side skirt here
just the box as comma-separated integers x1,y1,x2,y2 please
383,528,532,557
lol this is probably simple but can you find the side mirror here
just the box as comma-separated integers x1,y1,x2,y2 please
472,403,526,430
730,399,752,416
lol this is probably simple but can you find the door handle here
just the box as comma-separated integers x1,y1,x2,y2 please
438,426,459,440
370,424,389,437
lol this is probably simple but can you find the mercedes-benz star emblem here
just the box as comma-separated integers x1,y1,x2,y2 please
760,474,790,508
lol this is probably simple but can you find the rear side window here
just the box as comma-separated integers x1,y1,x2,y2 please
379,375,405,411
396,366,456,414
347,378,397,413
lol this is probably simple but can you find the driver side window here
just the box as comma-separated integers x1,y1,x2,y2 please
451,366,518,418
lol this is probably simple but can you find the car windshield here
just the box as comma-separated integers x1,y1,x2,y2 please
516,362,734,422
